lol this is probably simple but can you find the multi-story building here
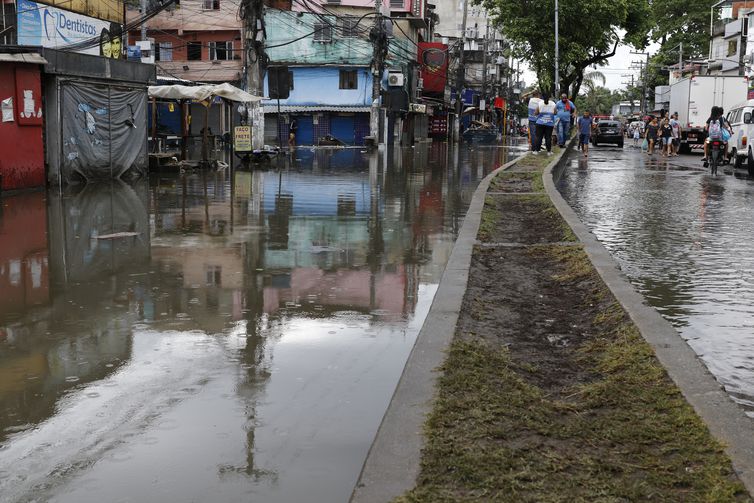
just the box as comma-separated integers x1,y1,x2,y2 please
431,0,505,100
261,0,433,146
126,0,244,83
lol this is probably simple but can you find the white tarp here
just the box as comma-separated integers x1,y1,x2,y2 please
148,83,263,103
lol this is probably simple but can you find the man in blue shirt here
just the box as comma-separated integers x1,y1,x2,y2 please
577,111,593,157
555,93,576,147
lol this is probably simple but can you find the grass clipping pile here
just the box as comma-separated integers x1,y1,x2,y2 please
398,151,749,502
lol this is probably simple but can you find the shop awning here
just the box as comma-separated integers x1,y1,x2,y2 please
0,53,48,64
148,83,263,103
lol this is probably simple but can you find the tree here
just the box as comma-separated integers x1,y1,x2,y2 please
477,0,652,98
575,86,621,115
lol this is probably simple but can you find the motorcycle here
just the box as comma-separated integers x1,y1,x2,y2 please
710,140,723,175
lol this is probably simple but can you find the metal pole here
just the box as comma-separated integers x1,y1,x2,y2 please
554,0,559,94
482,22,490,121
370,0,384,144
453,0,470,142
679,42,683,78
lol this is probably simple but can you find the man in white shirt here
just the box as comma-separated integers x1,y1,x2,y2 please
527,90,543,151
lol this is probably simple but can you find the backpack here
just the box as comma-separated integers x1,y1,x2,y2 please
709,119,722,140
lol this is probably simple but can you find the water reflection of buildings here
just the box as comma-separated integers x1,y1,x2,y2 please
0,145,515,495
0,182,150,443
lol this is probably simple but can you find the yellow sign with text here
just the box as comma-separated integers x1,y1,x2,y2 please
234,126,252,152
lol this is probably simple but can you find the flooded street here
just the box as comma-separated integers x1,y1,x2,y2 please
558,146,754,415
0,144,520,502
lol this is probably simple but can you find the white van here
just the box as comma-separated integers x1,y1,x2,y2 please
726,100,754,173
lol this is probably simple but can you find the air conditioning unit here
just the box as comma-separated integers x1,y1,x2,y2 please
388,72,405,87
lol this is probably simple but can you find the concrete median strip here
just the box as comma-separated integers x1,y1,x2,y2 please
352,139,754,501
545,150,754,494
350,145,570,503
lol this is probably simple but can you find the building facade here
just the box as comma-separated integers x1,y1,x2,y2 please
126,0,244,83
262,0,433,146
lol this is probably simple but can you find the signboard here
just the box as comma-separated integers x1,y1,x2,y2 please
17,0,123,58
234,126,252,152
418,42,448,94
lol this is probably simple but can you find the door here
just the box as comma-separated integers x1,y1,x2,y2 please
295,115,314,145
330,115,355,144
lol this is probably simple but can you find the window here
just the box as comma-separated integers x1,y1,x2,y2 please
187,41,202,61
202,0,220,9
155,42,172,61
314,22,332,42
390,0,404,7
205,265,222,286
727,39,738,57
339,70,358,90
340,17,359,38
209,41,233,61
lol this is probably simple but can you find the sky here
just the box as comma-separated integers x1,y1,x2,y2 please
519,41,662,93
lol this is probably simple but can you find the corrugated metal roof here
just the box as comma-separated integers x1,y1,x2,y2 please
0,53,48,64
263,105,371,114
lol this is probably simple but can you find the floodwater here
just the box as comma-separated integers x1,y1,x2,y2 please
0,143,521,503
557,146,754,415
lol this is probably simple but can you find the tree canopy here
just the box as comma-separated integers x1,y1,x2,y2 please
477,0,652,98
478,0,717,100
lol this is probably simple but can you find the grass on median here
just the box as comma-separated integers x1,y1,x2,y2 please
396,174,748,502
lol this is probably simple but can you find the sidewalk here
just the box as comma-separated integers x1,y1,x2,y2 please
390,150,750,501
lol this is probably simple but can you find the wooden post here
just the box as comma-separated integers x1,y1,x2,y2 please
202,100,211,163
151,98,158,153
181,100,189,161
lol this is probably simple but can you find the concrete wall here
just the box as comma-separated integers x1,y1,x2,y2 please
263,66,372,107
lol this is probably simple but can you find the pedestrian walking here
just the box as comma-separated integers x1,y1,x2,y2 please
555,93,576,147
670,112,682,156
533,93,557,155
632,126,641,147
577,111,593,157
645,117,659,155
527,90,543,151
660,118,673,156
288,118,297,147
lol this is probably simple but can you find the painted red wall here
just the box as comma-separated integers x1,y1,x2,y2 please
0,63,45,191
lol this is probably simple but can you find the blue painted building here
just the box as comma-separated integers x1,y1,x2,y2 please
262,9,417,146
263,66,373,145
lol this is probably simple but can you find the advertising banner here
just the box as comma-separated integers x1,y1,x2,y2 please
418,42,448,95
17,0,123,58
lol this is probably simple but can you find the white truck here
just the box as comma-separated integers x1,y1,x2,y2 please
668,75,748,153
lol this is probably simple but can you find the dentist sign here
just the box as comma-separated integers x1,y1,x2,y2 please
16,0,123,58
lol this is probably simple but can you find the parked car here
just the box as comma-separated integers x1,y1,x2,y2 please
726,99,754,175
592,120,624,147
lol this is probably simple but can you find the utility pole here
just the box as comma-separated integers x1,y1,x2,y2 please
481,22,490,120
630,51,649,116
621,73,637,114
243,0,266,149
554,0,559,94
370,0,385,144
140,0,147,42
453,0,470,142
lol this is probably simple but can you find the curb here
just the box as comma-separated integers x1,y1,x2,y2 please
350,143,572,503
544,150,754,494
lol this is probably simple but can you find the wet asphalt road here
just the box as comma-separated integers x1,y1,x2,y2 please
558,143,754,415
0,144,525,503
